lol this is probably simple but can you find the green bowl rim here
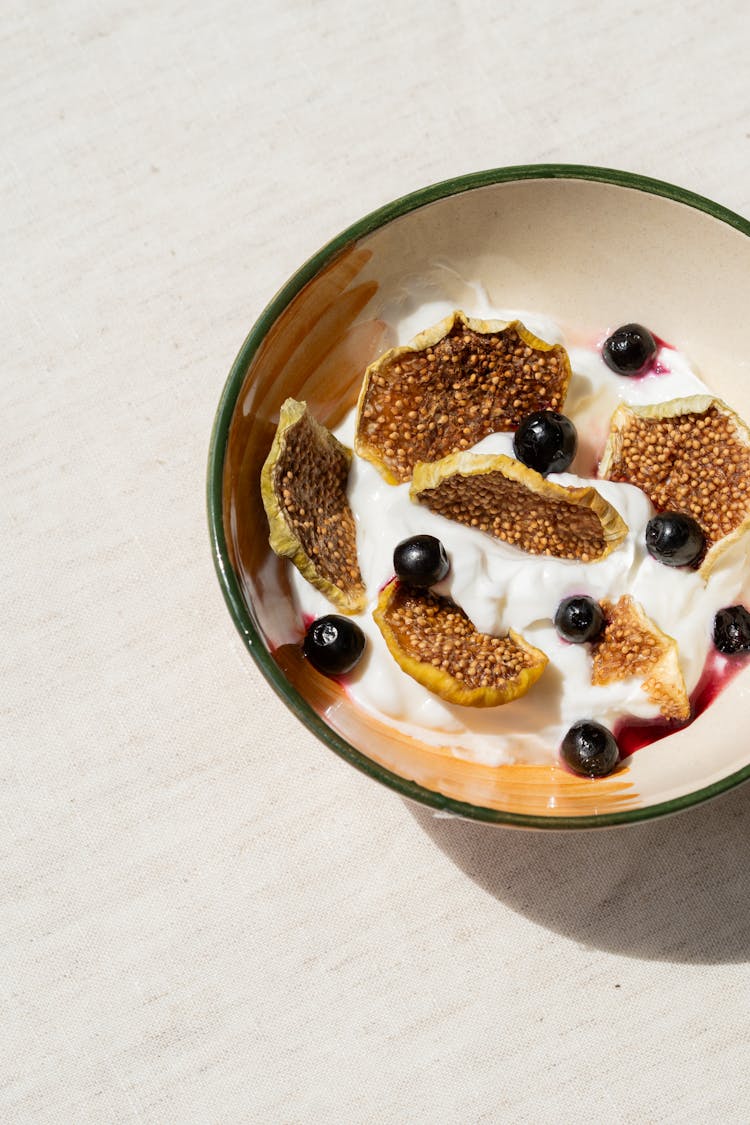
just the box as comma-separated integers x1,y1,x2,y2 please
207,163,750,830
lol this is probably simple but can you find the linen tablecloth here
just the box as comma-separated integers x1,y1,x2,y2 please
4,2,750,1120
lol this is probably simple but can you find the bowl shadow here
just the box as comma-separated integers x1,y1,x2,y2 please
407,779,750,963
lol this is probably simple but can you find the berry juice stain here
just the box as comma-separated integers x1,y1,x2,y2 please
651,336,678,377
653,332,675,351
607,345,674,380
614,648,750,759
652,349,673,377
596,329,675,380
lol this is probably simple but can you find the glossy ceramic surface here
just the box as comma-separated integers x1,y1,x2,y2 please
208,165,750,827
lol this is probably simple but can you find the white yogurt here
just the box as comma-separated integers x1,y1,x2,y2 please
288,309,749,765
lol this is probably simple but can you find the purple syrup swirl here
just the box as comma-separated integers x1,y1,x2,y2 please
614,648,750,759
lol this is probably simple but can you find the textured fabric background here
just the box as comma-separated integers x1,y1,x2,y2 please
4,1,750,1121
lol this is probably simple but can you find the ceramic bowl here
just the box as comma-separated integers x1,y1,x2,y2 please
208,165,750,828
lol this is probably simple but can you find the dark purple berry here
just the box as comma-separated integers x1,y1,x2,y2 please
645,512,704,568
561,721,620,778
513,411,577,475
393,534,450,587
555,596,605,643
303,615,365,676
713,606,750,654
602,323,657,377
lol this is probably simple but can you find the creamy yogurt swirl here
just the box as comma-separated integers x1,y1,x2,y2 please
288,305,748,765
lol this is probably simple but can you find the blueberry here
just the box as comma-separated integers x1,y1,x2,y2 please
602,323,657,377
393,534,450,587
554,595,605,643
713,605,750,654
645,512,704,568
302,615,365,676
513,411,578,475
561,720,620,778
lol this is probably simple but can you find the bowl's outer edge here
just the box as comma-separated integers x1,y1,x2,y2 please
207,163,750,830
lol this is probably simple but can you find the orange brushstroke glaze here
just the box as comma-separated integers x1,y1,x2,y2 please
222,244,385,648
275,644,637,818
243,249,375,411
299,319,387,429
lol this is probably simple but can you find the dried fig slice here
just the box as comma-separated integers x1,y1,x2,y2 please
410,452,628,563
260,398,366,613
373,582,548,707
599,395,750,576
355,310,571,484
591,596,690,721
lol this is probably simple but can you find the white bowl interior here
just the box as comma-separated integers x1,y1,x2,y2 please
220,173,750,822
